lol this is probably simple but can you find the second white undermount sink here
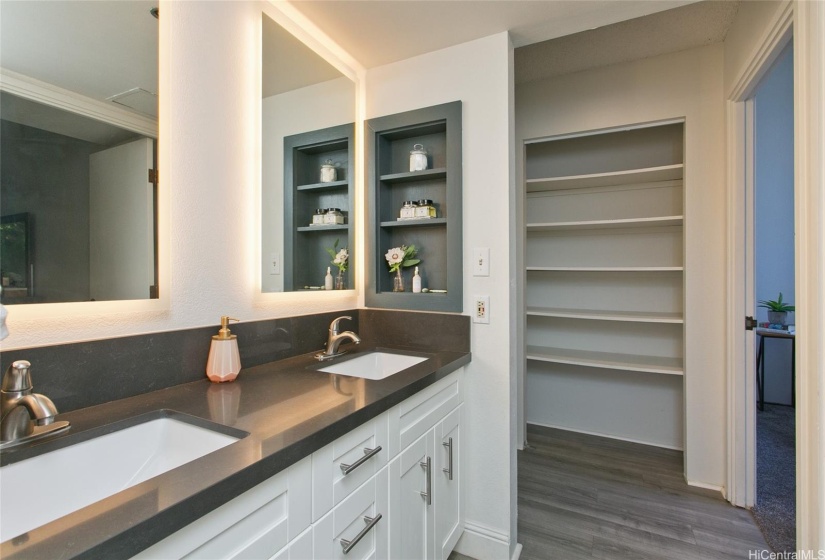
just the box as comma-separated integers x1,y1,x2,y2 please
318,351,427,380
0,413,244,543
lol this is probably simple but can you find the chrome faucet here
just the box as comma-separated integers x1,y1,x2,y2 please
316,316,361,361
0,360,70,450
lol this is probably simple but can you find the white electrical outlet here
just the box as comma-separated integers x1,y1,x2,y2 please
473,248,490,276
473,295,490,324
269,253,280,275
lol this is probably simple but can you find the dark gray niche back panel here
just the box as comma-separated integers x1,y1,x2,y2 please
366,101,463,312
283,123,355,291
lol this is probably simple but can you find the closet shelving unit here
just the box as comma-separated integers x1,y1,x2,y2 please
524,121,686,446
283,123,354,291
366,101,463,312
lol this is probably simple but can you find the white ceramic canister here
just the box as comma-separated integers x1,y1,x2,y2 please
409,144,428,172
320,160,337,183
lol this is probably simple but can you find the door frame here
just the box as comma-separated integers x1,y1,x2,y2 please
725,1,793,509
727,1,825,551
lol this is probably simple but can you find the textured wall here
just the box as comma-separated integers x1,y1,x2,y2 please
366,33,515,559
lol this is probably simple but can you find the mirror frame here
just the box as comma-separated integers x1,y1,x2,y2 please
0,7,170,320
255,1,365,304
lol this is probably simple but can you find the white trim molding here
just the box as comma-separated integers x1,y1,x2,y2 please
455,520,512,560
794,0,825,551
0,68,157,138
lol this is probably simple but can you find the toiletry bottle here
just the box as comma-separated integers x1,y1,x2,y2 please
412,266,422,293
325,267,333,290
206,316,241,383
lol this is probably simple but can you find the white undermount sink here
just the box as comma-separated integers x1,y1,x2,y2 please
0,414,243,542
318,351,427,380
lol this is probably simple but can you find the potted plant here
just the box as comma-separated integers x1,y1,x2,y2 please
325,239,348,290
758,292,795,326
385,245,419,292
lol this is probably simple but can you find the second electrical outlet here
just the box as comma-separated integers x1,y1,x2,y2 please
474,295,490,324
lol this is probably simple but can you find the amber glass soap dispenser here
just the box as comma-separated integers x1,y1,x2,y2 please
206,316,241,383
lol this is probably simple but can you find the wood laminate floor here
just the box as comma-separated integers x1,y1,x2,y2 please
517,424,770,560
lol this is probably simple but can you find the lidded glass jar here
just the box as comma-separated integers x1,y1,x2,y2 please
311,208,326,226
415,199,436,218
324,208,345,225
320,159,336,183
409,144,428,172
399,200,418,220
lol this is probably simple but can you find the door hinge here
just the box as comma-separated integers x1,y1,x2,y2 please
148,169,158,183
745,316,757,331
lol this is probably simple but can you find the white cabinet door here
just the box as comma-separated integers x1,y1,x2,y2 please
313,466,389,560
434,405,462,560
133,456,312,560
270,526,313,560
389,430,434,560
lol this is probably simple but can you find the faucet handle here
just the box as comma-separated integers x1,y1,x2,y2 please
2,360,33,392
329,316,353,335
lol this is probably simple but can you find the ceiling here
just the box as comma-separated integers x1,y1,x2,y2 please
289,0,699,69
0,0,736,125
0,0,158,117
515,0,740,84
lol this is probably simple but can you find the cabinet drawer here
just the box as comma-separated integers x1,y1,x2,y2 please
390,369,462,452
133,456,312,560
313,467,389,560
312,412,389,521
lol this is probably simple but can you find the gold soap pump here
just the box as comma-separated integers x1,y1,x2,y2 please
206,316,241,383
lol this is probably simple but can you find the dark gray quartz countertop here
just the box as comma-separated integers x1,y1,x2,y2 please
0,344,470,560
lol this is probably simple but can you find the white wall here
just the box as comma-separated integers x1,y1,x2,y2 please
365,33,516,559
261,76,355,293
754,43,795,404
517,44,727,488
2,1,358,350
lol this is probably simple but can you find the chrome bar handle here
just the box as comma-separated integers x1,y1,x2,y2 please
340,513,382,554
340,446,382,475
420,456,432,505
442,437,453,480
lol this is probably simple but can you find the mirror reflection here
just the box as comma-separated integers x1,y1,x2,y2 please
0,1,158,305
261,11,355,293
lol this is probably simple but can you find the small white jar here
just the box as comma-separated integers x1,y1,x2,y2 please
311,208,326,226
399,200,418,220
320,160,336,183
324,208,345,225
409,144,428,172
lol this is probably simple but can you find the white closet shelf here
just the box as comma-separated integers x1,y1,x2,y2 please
526,164,684,193
526,216,683,232
526,266,684,272
526,307,683,324
526,345,684,376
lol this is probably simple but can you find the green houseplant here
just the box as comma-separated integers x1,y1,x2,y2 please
758,292,795,326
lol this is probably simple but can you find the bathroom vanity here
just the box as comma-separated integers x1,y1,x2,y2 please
0,337,469,559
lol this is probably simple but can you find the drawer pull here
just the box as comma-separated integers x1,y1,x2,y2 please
340,446,382,475
442,437,454,480
420,456,432,505
340,513,383,554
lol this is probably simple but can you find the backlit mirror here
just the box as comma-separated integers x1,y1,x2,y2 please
261,11,356,293
0,1,158,305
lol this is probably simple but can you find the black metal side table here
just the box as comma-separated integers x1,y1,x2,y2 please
755,327,796,411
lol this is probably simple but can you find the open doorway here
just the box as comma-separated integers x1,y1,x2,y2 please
751,41,796,553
